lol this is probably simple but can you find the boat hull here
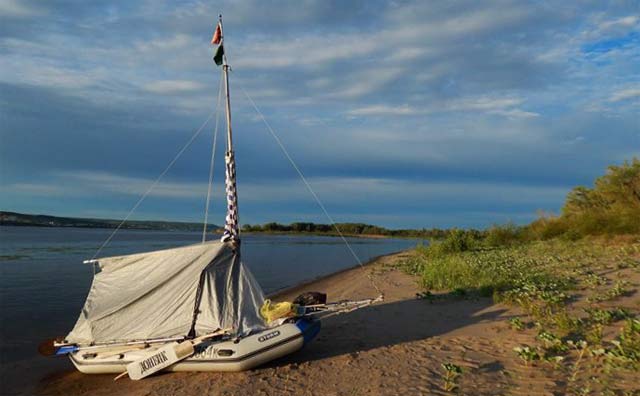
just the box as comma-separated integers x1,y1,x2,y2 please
69,319,320,374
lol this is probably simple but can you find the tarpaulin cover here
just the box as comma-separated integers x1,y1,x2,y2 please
66,241,265,344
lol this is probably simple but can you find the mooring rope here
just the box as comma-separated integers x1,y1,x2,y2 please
202,72,225,242
238,83,384,297
91,111,216,260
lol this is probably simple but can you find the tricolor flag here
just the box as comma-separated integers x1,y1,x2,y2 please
211,21,224,66
211,23,222,45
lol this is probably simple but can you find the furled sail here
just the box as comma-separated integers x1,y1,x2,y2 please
66,241,265,344
221,150,240,242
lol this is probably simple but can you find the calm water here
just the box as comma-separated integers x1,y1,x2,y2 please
0,226,418,393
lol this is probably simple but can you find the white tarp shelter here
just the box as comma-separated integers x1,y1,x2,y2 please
66,241,265,344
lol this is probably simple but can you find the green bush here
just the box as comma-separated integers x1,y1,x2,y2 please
484,222,524,247
521,158,639,240
426,229,478,257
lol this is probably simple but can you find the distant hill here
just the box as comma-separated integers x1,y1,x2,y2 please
0,211,219,232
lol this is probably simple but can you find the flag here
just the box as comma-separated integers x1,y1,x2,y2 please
211,23,222,45
213,44,225,66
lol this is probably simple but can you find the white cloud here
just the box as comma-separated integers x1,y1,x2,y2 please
143,80,206,94
233,34,379,70
56,171,208,199
596,15,639,33
488,108,540,119
445,96,540,118
447,96,522,111
134,33,194,53
346,96,539,118
7,183,71,196
608,87,640,102
346,104,418,117
0,0,43,17
329,67,405,99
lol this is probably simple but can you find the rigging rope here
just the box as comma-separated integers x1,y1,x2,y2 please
238,84,384,297
91,111,216,260
202,71,224,242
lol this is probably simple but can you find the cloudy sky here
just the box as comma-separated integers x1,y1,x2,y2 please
1,1,638,229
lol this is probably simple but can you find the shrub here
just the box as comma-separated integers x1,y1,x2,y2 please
518,157,640,241
428,229,478,256
484,222,523,247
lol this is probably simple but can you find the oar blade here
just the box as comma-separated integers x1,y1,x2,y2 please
126,341,194,380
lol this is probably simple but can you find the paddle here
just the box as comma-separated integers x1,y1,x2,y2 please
39,335,187,357
121,328,229,381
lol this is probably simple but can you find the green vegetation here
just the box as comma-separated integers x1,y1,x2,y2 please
513,345,542,366
402,159,640,394
242,221,452,238
404,234,640,393
404,158,640,298
503,158,638,242
440,363,463,392
509,317,526,331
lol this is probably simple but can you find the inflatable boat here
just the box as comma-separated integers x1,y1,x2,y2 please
68,319,320,374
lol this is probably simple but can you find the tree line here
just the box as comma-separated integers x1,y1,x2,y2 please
241,222,453,239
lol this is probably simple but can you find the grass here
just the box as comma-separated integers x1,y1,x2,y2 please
440,363,462,392
513,345,541,366
403,235,640,394
508,317,526,331
405,239,575,304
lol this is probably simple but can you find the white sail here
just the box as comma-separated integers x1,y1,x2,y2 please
66,241,265,344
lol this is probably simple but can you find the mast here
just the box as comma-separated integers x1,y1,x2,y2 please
221,17,233,153
217,15,240,243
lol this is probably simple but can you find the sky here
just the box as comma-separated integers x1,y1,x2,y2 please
0,1,638,229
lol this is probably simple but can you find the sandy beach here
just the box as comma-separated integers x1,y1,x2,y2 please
33,247,639,396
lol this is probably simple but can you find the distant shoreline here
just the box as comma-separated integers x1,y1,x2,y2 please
0,211,218,232
241,231,411,240
0,224,421,241
1,211,430,239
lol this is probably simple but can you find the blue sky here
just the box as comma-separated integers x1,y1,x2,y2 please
1,1,638,229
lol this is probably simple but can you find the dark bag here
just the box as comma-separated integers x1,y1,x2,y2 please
293,291,327,306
